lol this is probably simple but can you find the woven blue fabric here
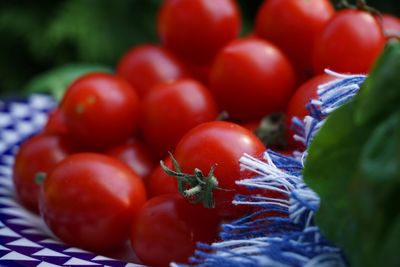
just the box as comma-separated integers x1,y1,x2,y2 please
174,71,367,267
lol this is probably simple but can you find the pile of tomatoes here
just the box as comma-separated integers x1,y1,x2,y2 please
11,0,399,266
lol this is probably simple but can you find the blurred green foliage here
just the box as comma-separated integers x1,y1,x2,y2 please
0,0,399,97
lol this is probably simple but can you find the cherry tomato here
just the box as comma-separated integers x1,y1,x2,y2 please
209,37,296,122
286,74,336,149
60,73,140,150
39,153,147,252
255,0,335,80
141,78,218,157
131,194,220,267
13,133,74,213
147,157,178,198
382,14,400,39
116,44,189,97
43,108,68,136
173,121,265,218
312,9,385,74
158,0,241,65
106,139,157,179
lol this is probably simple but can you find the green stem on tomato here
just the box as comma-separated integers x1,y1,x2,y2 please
160,152,232,209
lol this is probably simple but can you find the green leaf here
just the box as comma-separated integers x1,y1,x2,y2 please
24,63,112,101
355,41,400,125
360,111,400,182
304,41,400,267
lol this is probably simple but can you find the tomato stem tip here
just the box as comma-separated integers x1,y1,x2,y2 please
160,152,232,209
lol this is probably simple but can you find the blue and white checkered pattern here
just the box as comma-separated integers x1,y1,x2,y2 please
0,95,145,267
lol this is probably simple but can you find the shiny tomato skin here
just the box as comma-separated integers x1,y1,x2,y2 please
131,194,220,267
147,157,178,198
106,140,157,179
13,133,73,213
39,153,147,252
116,44,189,97
285,74,336,149
174,121,265,218
60,73,140,150
312,9,385,74
382,14,400,39
141,79,218,157
209,37,296,122
44,108,69,136
255,0,335,79
158,0,241,65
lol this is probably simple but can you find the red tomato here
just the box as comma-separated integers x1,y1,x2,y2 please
39,153,147,252
131,194,220,267
382,14,400,39
209,37,296,122
286,74,336,149
173,121,265,218
147,157,178,198
43,108,68,136
106,139,157,179
312,9,385,74
13,133,74,213
255,0,335,80
60,73,140,150
141,79,218,157
116,44,189,97
158,0,241,65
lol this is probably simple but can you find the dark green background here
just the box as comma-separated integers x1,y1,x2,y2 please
0,0,399,97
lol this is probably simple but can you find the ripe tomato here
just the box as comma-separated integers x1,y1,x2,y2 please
141,78,218,157
285,74,336,149
147,157,178,198
44,108,68,136
255,0,335,80
312,9,385,74
13,133,74,213
382,14,400,39
39,153,147,252
158,0,241,65
173,121,265,218
60,73,140,150
116,45,189,97
131,194,220,267
209,37,296,122
106,139,157,179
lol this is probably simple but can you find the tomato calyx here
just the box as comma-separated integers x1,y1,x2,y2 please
34,172,47,185
160,153,232,209
339,0,380,17
254,113,287,150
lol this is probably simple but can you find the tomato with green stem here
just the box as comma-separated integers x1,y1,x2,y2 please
164,121,266,218
39,153,147,252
